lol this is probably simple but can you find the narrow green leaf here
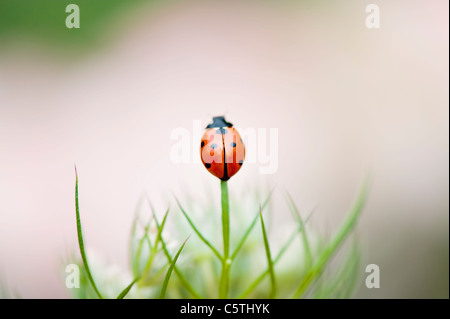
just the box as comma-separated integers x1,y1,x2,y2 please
231,212,258,260
174,196,222,261
117,277,140,299
159,237,190,299
238,207,314,298
133,221,152,277
145,262,170,285
231,189,274,260
154,208,169,248
134,232,151,277
313,239,361,299
238,227,297,299
284,190,313,268
129,195,144,276
133,235,146,276
339,241,362,298
74,166,103,299
292,178,370,299
152,207,202,299
259,208,276,299
141,209,169,284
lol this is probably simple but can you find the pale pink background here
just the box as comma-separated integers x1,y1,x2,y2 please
0,1,448,297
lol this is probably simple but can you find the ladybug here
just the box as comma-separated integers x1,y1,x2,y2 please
200,116,245,181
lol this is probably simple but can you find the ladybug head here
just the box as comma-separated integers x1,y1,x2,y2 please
206,116,233,128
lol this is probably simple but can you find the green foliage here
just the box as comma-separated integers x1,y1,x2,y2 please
160,237,189,299
117,277,140,299
259,209,277,299
69,170,368,299
0,0,158,53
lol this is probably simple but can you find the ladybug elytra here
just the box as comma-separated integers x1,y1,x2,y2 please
200,116,245,181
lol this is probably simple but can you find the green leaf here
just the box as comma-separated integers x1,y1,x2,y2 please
284,190,313,268
151,207,202,299
140,209,169,284
145,262,170,285
154,208,169,248
159,237,190,299
292,178,370,298
276,210,314,265
117,277,140,299
174,196,222,261
259,208,277,299
231,188,274,260
129,195,144,276
338,240,362,298
133,221,152,277
74,166,103,299
238,206,315,298
313,239,361,298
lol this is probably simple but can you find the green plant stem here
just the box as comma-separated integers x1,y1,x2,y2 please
219,180,230,298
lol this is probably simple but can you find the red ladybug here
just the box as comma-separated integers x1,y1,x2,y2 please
200,116,245,181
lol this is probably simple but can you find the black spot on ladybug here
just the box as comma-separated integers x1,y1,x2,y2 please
231,142,236,147
201,141,205,147
211,143,218,149
205,163,211,168
239,160,243,166
216,128,228,134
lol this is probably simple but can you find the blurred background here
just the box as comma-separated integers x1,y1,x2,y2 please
0,0,448,298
